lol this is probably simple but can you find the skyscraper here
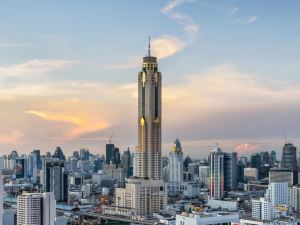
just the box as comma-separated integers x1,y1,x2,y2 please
17,192,55,225
209,144,224,199
115,40,167,216
168,138,184,194
42,158,68,202
281,143,297,170
224,152,237,191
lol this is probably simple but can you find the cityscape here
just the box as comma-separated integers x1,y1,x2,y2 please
1,1,300,225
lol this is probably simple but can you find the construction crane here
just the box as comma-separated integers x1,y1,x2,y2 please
109,132,114,144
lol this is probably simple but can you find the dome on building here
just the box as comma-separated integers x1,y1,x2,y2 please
172,138,182,153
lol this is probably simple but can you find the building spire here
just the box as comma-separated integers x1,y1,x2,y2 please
148,36,151,56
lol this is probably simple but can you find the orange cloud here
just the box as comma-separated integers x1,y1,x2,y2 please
0,131,23,143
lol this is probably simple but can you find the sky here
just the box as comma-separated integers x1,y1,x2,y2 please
1,0,300,158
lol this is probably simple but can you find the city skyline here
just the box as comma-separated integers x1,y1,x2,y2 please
1,1,300,157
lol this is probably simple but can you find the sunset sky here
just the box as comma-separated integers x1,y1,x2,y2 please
1,0,300,157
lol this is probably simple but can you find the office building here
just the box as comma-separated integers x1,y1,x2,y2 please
17,192,55,225
52,146,65,160
168,138,183,194
209,144,224,199
42,158,68,202
244,168,258,182
224,152,237,191
288,186,300,212
265,182,288,206
281,143,297,170
269,168,298,186
252,197,274,221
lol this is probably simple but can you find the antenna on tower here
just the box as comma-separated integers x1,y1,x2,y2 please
109,132,114,144
148,36,151,56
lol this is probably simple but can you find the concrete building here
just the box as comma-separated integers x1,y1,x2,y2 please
269,168,297,186
265,182,288,206
168,138,183,194
176,211,239,225
115,40,167,216
288,186,300,212
252,197,274,221
207,198,238,211
17,192,55,225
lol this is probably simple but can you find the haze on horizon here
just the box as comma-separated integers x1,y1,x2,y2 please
0,0,300,158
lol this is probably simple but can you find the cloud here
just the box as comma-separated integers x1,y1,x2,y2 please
161,0,199,39
0,43,33,48
0,59,76,78
0,131,23,143
242,16,257,24
229,6,239,15
151,35,185,58
161,0,187,13
2,64,300,156
234,143,259,154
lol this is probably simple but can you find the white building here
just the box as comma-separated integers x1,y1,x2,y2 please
176,211,239,225
252,197,274,221
288,186,300,212
168,139,183,194
17,192,56,225
180,182,200,198
265,182,288,206
240,219,274,225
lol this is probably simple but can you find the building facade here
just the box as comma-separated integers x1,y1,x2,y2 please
168,139,183,194
17,192,55,225
115,40,167,216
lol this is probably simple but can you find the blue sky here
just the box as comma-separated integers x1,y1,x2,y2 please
0,0,300,157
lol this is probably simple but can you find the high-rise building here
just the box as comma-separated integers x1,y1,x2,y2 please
168,138,183,194
270,150,277,167
281,143,297,170
269,168,298,186
237,161,245,183
121,147,132,177
288,186,300,212
52,146,65,161
115,40,167,216
250,153,262,179
15,158,26,179
224,152,237,191
32,150,42,169
42,159,68,202
0,175,3,225
27,153,38,183
17,192,55,225
252,197,274,221
106,143,115,165
80,148,89,161
265,182,288,206
209,144,224,199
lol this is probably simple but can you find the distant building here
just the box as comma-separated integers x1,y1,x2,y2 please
27,153,38,183
42,158,68,202
224,152,237,191
237,161,245,183
209,144,224,199
281,143,297,171
269,168,298,186
120,147,132,177
17,192,55,225
244,168,258,182
52,146,66,160
168,139,183,194
15,158,26,179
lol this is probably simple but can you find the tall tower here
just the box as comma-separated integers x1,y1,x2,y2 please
136,38,162,180
209,144,224,199
115,39,167,216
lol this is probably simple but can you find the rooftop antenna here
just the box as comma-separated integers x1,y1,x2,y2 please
283,132,287,144
148,36,151,56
